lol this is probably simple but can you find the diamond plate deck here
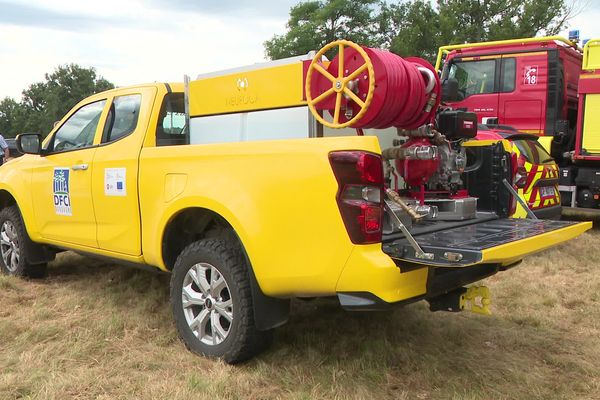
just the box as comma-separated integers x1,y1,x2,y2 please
383,218,582,267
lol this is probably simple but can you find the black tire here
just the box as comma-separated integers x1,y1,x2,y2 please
0,205,47,278
170,239,271,364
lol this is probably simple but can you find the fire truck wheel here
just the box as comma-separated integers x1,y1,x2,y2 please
170,238,271,364
0,205,47,278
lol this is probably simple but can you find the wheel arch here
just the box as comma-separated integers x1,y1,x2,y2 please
0,191,55,265
0,187,37,237
0,189,17,208
161,206,289,331
0,188,34,237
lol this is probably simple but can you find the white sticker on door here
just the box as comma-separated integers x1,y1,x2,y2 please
53,168,72,216
105,168,127,196
524,65,538,85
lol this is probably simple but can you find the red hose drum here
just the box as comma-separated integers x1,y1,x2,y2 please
308,43,441,130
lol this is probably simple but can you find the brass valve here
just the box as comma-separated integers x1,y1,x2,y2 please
385,189,425,220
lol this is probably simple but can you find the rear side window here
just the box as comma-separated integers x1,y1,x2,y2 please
157,93,188,146
513,139,554,165
102,94,142,143
448,60,496,98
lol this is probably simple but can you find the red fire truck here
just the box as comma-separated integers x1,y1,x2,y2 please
437,36,600,212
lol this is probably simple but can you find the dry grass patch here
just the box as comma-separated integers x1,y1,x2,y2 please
1,231,599,399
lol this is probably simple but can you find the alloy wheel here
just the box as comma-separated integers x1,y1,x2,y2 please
181,262,233,345
0,221,20,272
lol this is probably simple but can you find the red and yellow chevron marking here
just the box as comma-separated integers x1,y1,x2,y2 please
512,144,560,218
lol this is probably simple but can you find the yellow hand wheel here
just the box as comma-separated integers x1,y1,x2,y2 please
305,40,376,129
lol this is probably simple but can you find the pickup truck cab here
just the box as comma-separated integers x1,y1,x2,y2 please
0,51,591,363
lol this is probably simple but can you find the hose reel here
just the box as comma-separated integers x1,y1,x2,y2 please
305,40,441,130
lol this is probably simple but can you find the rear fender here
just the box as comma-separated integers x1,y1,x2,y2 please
157,200,290,331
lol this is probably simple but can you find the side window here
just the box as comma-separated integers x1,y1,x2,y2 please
156,93,188,146
102,94,142,143
500,58,516,93
49,100,106,152
449,60,496,98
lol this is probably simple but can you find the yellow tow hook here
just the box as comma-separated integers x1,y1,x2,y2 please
460,286,491,315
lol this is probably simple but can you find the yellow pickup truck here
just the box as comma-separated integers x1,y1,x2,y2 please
0,43,591,363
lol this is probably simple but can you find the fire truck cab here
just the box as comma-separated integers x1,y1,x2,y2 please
437,37,582,141
436,37,600,211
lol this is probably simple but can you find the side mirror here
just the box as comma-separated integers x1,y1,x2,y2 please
16,133,42,155
441,77,460,102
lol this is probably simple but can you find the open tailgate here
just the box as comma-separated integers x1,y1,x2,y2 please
383,219,592,268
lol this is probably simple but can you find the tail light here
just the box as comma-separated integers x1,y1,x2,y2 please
509,153,518,216
511,153,528,189
508,153,527,216
514,166,527,188
508,190,518,216
329,151,384,244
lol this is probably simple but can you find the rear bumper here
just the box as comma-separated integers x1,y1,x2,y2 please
335,244,429,305
338,263,502,311
337,291,425,311
335,218,591,309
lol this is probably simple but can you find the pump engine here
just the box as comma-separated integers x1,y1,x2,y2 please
304,40,480,225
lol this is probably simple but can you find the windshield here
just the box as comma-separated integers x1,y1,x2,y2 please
513,139,554,165
448,60,496,98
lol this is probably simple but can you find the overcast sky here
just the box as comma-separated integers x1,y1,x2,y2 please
0,0,598,101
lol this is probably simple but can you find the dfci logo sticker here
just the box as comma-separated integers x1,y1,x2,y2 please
53,168,72,216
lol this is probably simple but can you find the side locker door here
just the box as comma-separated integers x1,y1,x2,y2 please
499,52,548,134
30,99,109,248
91,86,157,256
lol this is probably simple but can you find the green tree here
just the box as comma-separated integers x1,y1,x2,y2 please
0,64,114,138
378,0,441,60
264,0,382,60
0,98,26,139
266,0,576,63
437,0,571,46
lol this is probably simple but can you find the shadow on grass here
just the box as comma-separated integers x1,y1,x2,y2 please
42,252,558,361
46,252,169,288
38,251,594,399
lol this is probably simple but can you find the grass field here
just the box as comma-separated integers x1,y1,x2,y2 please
1,230,599,400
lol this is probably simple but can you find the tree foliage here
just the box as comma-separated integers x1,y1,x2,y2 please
378,0,441,60
265,0,577,62
264,0,382,60
0,98,24,140
435,0,570,45
0,64,114,138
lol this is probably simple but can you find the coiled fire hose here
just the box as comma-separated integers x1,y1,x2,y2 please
305,40,441,130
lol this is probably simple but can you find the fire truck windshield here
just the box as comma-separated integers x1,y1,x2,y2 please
448,60,496,99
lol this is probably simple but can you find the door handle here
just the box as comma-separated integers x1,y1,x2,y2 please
71,164,89,171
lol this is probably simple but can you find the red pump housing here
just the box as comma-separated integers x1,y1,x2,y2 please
394,138,440,186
